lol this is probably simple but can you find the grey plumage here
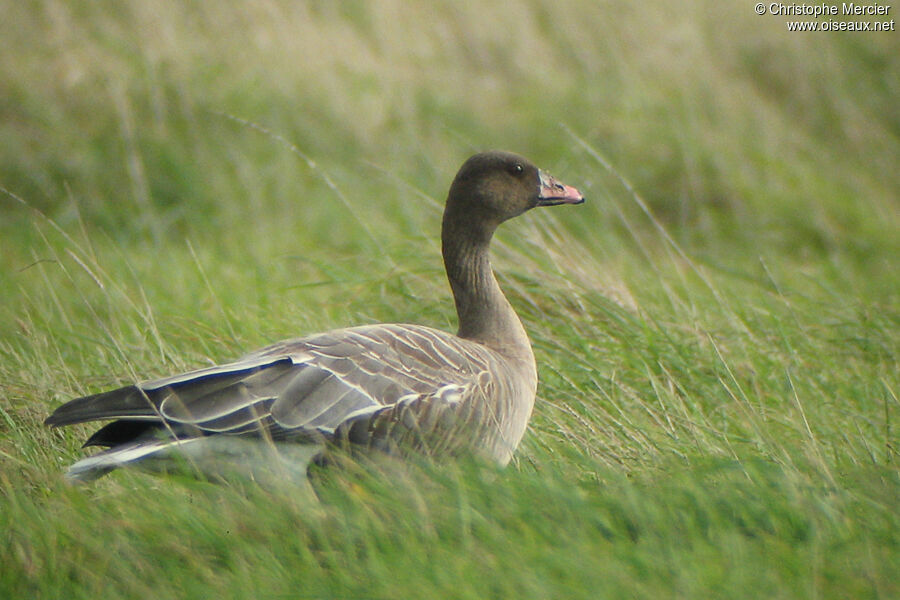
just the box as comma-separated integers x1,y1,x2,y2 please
45,151,584,482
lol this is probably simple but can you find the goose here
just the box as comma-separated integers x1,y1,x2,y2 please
45,151,584,482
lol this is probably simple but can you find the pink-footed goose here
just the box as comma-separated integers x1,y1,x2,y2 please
45,151,584,482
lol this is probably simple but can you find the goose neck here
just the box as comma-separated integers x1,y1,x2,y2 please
441,220,532,363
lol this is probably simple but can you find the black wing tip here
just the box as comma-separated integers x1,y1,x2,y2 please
44,403,85,426
44,410,101,428
43,384,147,428
44,399,100,428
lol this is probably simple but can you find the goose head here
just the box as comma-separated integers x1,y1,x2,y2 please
444,151,584,238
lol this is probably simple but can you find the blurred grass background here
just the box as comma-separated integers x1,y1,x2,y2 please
1,1,897,598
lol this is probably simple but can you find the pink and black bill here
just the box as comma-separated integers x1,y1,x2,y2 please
537,170,584,206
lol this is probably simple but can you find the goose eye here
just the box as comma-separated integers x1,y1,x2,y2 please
512,164,524,176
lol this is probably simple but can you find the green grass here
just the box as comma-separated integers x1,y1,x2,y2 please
1,1,898,598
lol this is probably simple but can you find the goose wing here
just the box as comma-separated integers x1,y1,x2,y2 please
45,324,495,448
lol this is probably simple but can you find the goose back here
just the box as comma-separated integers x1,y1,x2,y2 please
48,324,537,475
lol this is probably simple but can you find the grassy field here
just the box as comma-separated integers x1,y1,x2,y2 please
1,1,898,597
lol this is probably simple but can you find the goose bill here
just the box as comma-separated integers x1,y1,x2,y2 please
537,170,584,206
